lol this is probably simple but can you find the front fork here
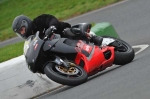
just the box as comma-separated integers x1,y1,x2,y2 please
51,56,70,69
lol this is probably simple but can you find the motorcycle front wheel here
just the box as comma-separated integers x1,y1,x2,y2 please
103,36,135,65
44,62,88,86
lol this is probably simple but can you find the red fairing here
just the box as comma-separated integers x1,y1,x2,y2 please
76,40,93,53
75,45,115,74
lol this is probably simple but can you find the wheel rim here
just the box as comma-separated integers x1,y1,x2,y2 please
55,65,79,75
53,62,83,77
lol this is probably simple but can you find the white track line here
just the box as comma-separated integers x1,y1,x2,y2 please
132,44,149,55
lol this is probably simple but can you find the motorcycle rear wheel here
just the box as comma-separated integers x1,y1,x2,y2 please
44,62,88,86
103,36,135,65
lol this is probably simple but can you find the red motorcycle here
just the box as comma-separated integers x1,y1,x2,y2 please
24,24,135,86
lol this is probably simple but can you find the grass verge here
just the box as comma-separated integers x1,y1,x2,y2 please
0,41,24,63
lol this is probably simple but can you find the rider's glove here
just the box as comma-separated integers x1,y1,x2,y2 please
45,26,57,36
50,26,57,32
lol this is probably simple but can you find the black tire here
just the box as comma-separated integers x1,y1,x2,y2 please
102,36,135,65
44,62,88,86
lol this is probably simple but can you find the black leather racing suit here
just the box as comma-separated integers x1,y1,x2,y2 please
32,14,71,38
32,14,102,46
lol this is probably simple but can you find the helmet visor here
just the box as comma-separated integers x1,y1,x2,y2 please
16,26,27,39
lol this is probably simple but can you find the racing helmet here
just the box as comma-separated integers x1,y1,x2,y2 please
12,15,32,39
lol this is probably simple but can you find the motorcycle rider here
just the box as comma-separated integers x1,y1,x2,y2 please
12,14,103,45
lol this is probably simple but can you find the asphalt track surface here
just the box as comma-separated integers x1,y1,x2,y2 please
1,0,150,99
36,0,150,99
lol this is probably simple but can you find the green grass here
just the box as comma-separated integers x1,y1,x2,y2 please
0,41,24,63
0,0,122,63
